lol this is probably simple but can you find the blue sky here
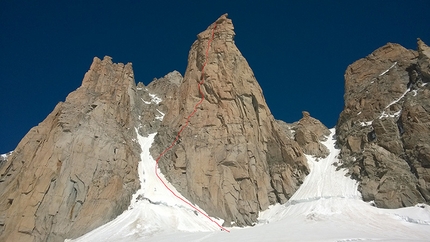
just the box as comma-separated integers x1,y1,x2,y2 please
1,1,429,153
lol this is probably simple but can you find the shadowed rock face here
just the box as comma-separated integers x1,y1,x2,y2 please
336,40,430,208
151,14,309,226
0,56,143,242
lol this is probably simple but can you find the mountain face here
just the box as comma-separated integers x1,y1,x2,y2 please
0,57,144,241
150,14,309,227
0,14,428,241
336,39,430,208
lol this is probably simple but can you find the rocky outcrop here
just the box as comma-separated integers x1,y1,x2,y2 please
151,14,309,226
336,40,430,208
0,56,142,241
295,111,331,158
277,111,331,158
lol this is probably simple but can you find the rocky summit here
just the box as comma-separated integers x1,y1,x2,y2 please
0,14,429,241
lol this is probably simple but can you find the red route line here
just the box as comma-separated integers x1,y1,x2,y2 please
154,23,230,233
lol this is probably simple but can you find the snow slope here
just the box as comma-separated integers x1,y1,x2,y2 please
68,129,430,242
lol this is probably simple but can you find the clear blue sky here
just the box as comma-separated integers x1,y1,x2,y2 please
1,1,429,153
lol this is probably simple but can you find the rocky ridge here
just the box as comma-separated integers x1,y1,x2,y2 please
336,39,430,208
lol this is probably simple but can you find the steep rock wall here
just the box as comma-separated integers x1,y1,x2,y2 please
336,40,430,208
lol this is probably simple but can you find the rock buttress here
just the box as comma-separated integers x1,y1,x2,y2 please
336,40,430,208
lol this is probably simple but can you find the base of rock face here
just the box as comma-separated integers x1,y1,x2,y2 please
0,57,142,241
151,14,309,226
336,40,430,208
